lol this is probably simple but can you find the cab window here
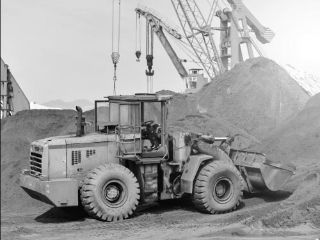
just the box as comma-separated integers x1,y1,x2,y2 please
95,101,110,131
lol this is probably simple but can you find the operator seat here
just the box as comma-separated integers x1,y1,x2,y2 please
141,120,161,150
141,120,166,158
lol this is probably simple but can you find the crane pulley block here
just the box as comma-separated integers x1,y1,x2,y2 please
111,52,120,66
135,51,142,62
145,54,154,76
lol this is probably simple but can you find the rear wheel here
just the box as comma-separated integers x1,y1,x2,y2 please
193,161,244,214
80,163,140,221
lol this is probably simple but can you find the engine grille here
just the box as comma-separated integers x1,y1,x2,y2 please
72,150,82,165
30,152,42,176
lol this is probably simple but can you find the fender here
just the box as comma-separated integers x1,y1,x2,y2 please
181,154,213,194
181,148,234,194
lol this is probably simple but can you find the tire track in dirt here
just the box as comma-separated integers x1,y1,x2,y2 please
1,193,297,240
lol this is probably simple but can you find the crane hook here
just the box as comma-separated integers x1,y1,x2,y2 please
111,52,120,95
135,12,142,62
135,51,142,62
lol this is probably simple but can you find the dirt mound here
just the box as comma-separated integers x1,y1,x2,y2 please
257,172,320,228
166,57,309,148
1,110,77,211
243,93,320,228
194,57,309,137
156,89,177,95
254,93,320,164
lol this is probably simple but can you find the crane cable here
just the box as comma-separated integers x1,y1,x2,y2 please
145,21,154,93
135,13,142,61
111,0,121,95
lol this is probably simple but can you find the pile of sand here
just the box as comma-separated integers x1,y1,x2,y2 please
260,172,320,228
245,93,320,228
167,57,309,148
194,58,309,137
255,93,320,163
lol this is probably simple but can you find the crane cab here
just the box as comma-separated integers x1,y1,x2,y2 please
185,69,209,94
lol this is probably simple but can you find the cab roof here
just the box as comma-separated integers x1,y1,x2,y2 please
107,93,173,102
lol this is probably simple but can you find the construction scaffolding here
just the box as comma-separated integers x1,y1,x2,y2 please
1,58,30,119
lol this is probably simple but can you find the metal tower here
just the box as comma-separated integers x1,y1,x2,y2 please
217,0,275,69
171,0,225,80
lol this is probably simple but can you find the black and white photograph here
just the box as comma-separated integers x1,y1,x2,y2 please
1,0,320,239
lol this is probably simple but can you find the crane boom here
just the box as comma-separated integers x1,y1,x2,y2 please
136,7,188,78
171,0,225,80
217,0,275,69
226,0,275,44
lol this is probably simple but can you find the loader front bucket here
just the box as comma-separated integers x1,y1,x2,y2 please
229,149,296,192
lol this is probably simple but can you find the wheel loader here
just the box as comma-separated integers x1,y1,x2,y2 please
20,93,295,221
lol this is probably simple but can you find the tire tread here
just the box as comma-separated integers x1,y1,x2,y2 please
80,163,140,222
192,161,244,214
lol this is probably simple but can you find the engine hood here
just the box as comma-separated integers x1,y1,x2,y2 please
32,133,117,149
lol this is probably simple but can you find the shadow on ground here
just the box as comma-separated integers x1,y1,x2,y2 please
34,198,197,223
244,190,292,202
135,197,197,216
35,207,87,223
34,191,292,224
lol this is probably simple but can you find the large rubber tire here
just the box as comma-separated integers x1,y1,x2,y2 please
80,163,140,221
193,161,244,214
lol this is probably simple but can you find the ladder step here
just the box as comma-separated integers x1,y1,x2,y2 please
168,162,180,166
117,155,140,159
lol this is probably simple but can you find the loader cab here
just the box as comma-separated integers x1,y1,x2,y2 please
94,93,172,158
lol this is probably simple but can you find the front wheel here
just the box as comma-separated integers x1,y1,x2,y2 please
193,161,244,214
80,163,140,221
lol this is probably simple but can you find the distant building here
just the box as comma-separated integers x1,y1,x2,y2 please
1,58,30,119
184,69,209,94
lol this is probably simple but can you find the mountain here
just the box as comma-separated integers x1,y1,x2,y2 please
282,64,320,96
30,102,62,110
42,99,93,111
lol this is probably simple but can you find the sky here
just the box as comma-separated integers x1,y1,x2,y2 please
1,0,320,103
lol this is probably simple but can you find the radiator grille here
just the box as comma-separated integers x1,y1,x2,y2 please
30,152,42,176
72,150,82,165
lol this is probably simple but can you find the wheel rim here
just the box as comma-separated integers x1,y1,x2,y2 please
212,177,234,204
102,180,127,207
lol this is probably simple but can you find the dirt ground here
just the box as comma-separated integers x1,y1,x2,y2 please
1,58,320,239
1,183,319,240
2,149,320,239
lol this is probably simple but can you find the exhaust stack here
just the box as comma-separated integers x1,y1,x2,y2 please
76,106,85,137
